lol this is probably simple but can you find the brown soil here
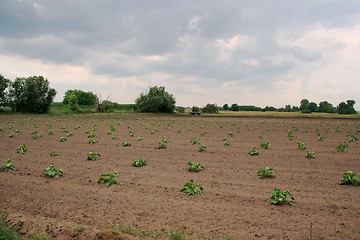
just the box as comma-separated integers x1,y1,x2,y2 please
1,114,359,239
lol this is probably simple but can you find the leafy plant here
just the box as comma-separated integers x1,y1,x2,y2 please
157,141,167,149
112,135,119,140
88,133,96,138
122,141,132,147
50,150,59,157
287,130,295,140
187,162,205,172
16,144,29,154
296,142,307,151
89,138,97,144
269,188,295,206
97,171,118,187
87,151,101,161
161,136,171,143
137,136,144,141
32,133,42,140
258,167,274,178
224,140,231,146
348,134,358,142
180,179,204,195
336,142,348,152
168,230,185,240
132,157,147,167
43,163,63,178
8,132,14,138
339,171,359,187
248,148,259,156
259,141,269,149
306,151,315,159
190,136,199,145
59,137,67,142
197,144,207,152
318,135,326,141
48,130,54,135
1,159,16,171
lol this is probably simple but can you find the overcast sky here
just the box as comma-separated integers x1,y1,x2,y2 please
1,0,359,108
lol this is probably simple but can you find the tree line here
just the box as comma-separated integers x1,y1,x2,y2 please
0,74,357,115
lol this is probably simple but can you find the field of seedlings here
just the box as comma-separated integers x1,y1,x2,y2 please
1,113,360,239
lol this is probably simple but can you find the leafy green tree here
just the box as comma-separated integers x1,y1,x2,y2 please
63,89,96,105
307,102,318,112
9,76,56,113
299,99,309,110
338,100,356,114
68,94,79,111
191,106,200,112
318,101,337,113
202,103,219,113
229,103,240,111
223,104,229,110
176,106,185,113
135,86,176,113
0,74,10,107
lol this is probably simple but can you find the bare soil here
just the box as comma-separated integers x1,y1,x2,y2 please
1,114,359,239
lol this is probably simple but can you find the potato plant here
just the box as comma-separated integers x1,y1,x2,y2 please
180,179,204,195
17,144,29,154
258,167,274,178
269,188,295,206
287,131,295,140
296,142,306,151
339,171,359,187
1,159,16,171
59,137,67,142
50,150,59,157
97,171,118,187
259,141,269,149
248,148,259,156
306,151,315,159
187,162,205,172
89,138,98,145
336,142,348,152
197,145,207,152
132,157,147,167
43,163,63,178
87,151,101,161
190,137,199,145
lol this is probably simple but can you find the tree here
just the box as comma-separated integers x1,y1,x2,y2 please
202,103,219,113
229,103,240,111
192,106,200,113
135,86,176,113
63,89,96,105
9,76,56,113
0,74,10,107
338,100,356,114
223,104,229,110
299,99,309,110
318,101,337,113
307,102,318,112
68,94,79,112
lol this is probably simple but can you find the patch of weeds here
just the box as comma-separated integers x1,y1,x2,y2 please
336,142,348,152
97,171,118,187
259,141,269,149
16,144,29,154
132,157,147,167
50,150,59,157
87,151,101,161
306,151,315,159
197,144,207,152
339,171,359,187
297,142,307,151
180,179,204,195
187,162,205,172
269,188,295,206
258,167,274,178
168,230,185,240
43,163,63,178
248,148,259,156
1,159,16,171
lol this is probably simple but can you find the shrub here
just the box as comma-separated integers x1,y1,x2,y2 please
202,103,219,113
135,86,176,113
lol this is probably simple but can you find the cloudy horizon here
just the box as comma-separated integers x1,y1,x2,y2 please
1,0,359,109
